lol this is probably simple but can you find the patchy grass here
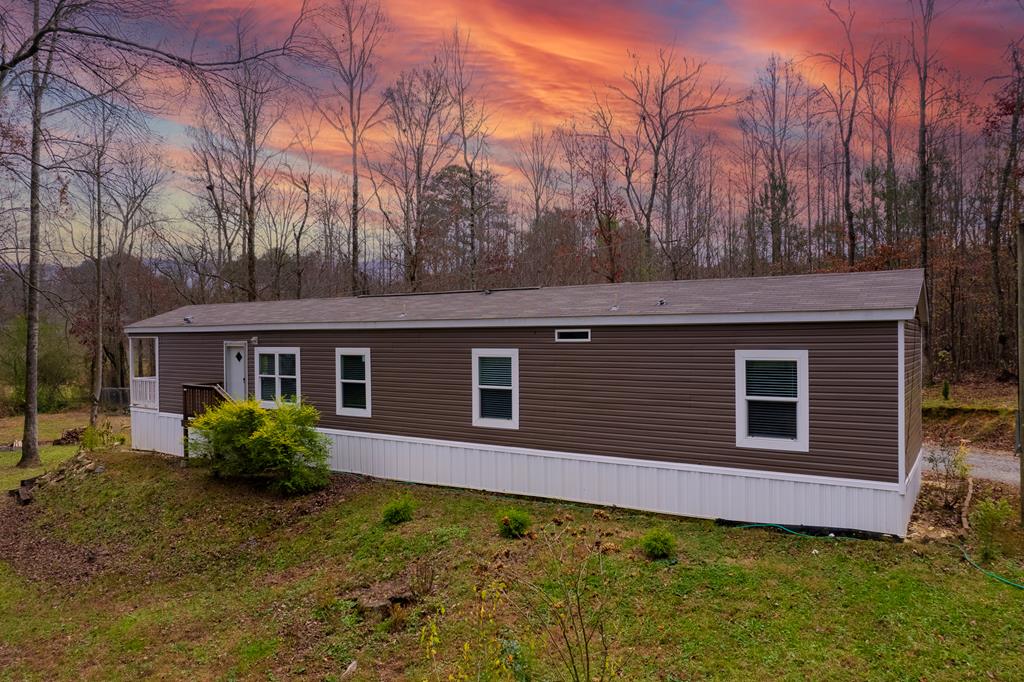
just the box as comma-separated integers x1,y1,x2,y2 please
0,411,130,491
0,444,79,491
924,381,1016,451
0,409,129,445
0,449,1022,681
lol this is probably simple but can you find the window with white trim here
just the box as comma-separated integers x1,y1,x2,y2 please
735,349,808,452
255,347,300,407
336,348,371,417
472,349,519,429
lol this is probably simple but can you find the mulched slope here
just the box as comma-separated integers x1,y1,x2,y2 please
1,450,364,588
0,452,125,584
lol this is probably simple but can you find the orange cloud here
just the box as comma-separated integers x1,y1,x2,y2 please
151,0,1020,188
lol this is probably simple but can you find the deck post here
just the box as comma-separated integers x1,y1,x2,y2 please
182,387,190,461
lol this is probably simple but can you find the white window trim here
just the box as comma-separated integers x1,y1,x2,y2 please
254,346,301,408
128,336,159,409
472,348,519,430
336,347,371,418
555,328,591,343
223,340,248,400
735,349,809,453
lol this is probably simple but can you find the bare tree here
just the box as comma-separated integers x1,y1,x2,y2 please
513,123,561,229
82,103,116,426
192,22,286,302
19,0,51,467
987,46,1024,372
738,54,806,268
312,171,351,294
443,26,491,287
658,128,719,278
866,43,909,245
372,58,458,290
819,0,878,266
567,129,634,283
909,0,941,376
593,48,731,268
316,0,389,295
0,0,308,102
57,114,166,408
103,140,168,387
1,0,308,466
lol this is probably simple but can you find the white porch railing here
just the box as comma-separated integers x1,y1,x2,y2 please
131,377,158,409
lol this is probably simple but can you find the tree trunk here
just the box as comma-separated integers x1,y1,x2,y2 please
294,236,303,299
990,54,1022,374
350,146,361,295
90,162,103,427
246,182,257,302
18,0,43,469
468,167,478,289
918,52,931,381
843,134,855,267
884,130,896,245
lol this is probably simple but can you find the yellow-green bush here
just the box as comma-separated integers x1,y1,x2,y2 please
639,527,676,560
190,399,330,495
382,496,415,525
497,508,532,539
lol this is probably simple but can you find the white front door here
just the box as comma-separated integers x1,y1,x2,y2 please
224,343,247,400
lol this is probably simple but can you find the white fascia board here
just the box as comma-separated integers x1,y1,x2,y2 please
125,307,916,334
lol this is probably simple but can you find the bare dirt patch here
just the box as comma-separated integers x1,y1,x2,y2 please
282,472,365,520
908,472,968,542
909,471,1022,546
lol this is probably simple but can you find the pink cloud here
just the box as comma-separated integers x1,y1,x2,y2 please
150,0,1019,185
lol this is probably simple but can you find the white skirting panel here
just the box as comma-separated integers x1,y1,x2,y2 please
321,428,921,537
899,449,924,533
130,410,920,536
130,408,184,457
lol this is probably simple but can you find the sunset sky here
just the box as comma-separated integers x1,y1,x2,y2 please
152,0,1022,186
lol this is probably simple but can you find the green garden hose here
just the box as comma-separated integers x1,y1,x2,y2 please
950,543,1024,590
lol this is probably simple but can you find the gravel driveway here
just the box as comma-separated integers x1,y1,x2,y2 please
923,446,1020,486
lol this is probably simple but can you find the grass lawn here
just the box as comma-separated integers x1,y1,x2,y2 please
1,450,1023,680
0,409,129,445
0,411,130,491
0,444,79,490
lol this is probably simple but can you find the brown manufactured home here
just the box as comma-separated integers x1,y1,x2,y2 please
126,269,926,536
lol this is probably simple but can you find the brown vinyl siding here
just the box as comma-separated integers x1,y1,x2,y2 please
147,321,900,483
904,318,923,475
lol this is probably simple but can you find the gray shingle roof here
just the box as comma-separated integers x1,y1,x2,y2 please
127,269,925,331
